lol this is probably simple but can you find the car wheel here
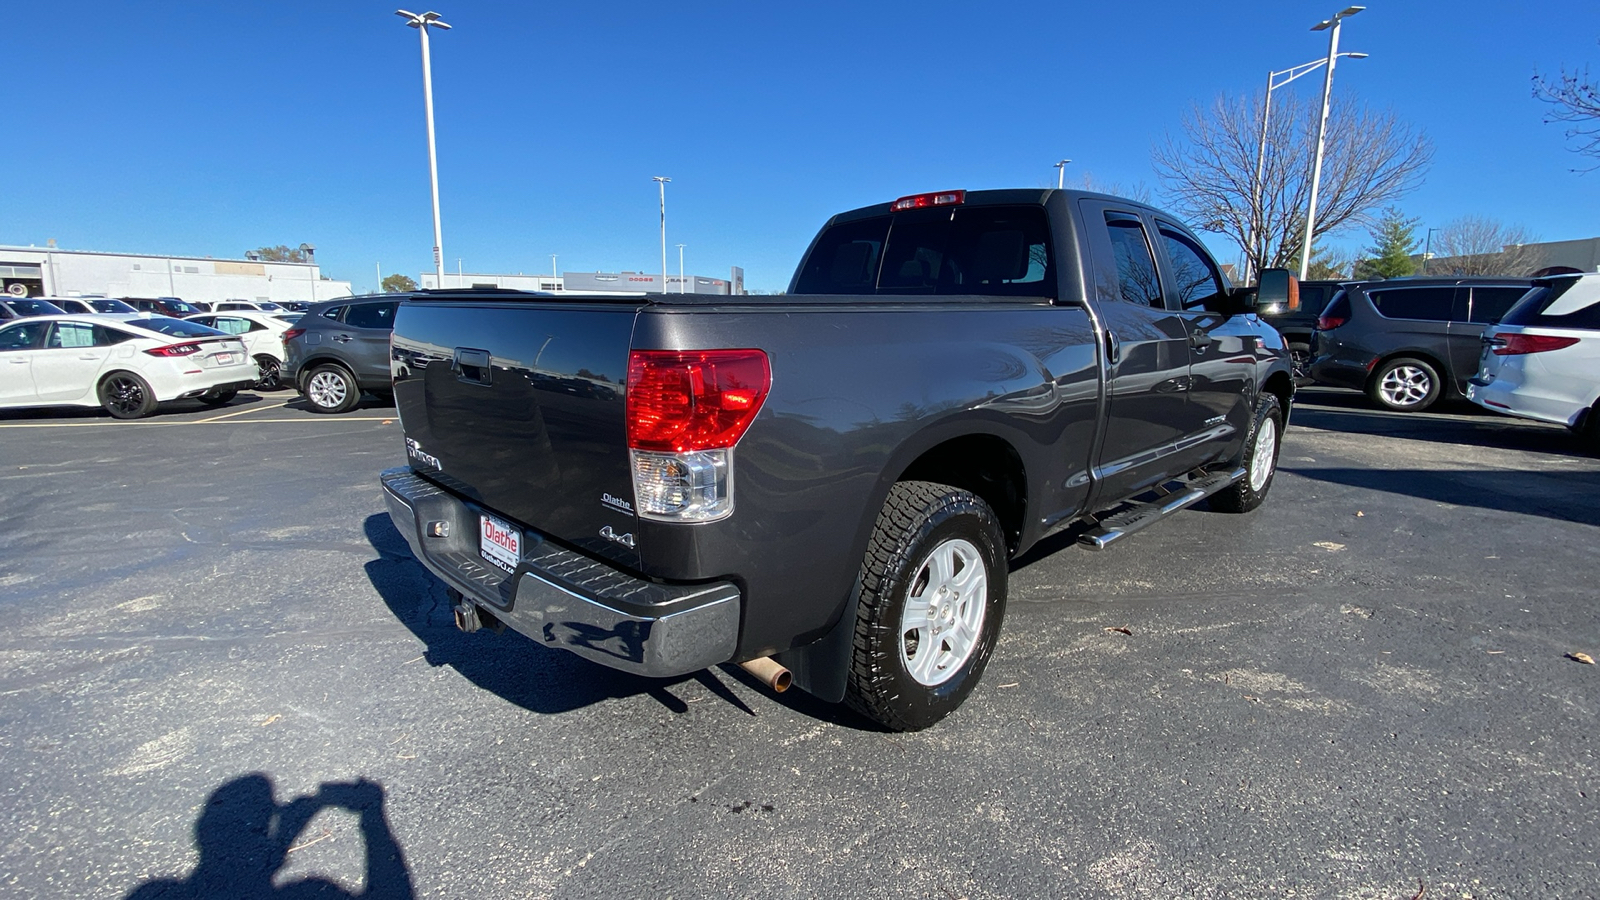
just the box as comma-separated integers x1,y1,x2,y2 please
253,355,283,391
1368,357,1442,412
198,389,237,407
98,372,157,419
304,365,358,414
1210,394,1283,514
844,481,1007,732
1288,342,1312,382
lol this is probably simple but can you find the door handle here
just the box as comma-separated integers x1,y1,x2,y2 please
333,334,353,343
1188,330,1214,351
1104,329,1121,365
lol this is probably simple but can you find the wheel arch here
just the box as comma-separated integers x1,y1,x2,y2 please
894,433,1028,556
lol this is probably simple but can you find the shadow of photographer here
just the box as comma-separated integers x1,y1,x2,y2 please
124,773,413,899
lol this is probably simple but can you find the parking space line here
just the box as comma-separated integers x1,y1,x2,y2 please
0,415,395,429
195,400,291,423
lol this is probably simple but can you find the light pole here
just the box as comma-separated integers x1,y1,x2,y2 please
550,254,557,278
676,243,686,294
1054,159,1071,189
1247,50,1366,283
1298,5,1365,281
395,9,451,286
652,176,671,294
1423,227,1436,275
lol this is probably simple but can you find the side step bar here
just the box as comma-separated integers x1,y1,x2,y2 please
1078,467,1247,551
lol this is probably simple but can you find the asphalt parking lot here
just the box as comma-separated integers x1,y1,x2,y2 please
2,387,1597,899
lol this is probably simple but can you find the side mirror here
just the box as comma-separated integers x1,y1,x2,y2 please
1254,268,1299,313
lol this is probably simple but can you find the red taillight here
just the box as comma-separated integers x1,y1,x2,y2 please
282,327,306,342
143,342,203,357
626,349,771,452
890,190,966,212
1316,314,1348,331
1492,334,1580,356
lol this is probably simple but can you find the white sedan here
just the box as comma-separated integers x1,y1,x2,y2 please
183,311,297,390
0,314,257,419
1468,272,1600,449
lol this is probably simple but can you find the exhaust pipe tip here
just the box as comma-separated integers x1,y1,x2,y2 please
738,656,792,693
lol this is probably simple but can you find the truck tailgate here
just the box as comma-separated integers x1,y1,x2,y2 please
391,299,644,568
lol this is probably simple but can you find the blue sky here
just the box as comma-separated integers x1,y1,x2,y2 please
3,2,1598,292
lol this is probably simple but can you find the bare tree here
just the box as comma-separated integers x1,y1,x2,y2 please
1534,59,1600,166
1428,217,1540,276
1152,90,1433,279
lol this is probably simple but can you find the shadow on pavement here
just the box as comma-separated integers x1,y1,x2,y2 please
1283,465,1600,528
361,513,765,718
122,774,413,900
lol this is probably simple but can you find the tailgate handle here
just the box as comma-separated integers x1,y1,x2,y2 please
453,348,493,386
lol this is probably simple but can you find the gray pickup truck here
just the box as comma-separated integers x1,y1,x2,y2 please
380,188,1297,730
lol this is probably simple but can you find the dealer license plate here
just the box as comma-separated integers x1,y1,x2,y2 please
213,352,238,365
479,513,521,573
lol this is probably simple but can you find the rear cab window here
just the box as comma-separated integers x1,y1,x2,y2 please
794,205,1055,298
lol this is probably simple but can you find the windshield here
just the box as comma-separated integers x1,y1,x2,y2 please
91,299,139,314
131,316,229,338
256,302,286,311
4,299,68,316
274,313,303,324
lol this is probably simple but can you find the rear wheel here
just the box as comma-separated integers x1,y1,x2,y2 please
844,481,1007,732
304,364,358,414
1211,394,1283,514
99,372,157,419
253,355,283,391
1288,342,1312,382
1369,357,1442,412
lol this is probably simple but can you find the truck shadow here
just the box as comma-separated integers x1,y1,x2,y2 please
1278,465,1600,528
122,773,413,900
361,513,763,719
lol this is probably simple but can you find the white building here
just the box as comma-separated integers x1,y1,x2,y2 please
0,245,354,305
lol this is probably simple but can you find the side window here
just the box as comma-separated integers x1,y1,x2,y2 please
792,216,890,294
0,321,48,351
1103,213,1164,308
1367,287,1456,321
47,322,99,349
94,326,136,346
1158,226,1225,310
344,302,399,329
214,317,252,336
1468,286,1530,324
322,306,347,321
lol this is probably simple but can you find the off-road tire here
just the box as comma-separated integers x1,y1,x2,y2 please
844,481,1008,732
1211,394,1283,514
1368,357,1442,412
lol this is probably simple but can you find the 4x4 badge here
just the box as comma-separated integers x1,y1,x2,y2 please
599,526,636,549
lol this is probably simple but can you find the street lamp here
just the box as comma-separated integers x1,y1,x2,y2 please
652,176,671,294
395,9,451,286
1054,159,1071,189
1298,5,1365,281
677,243,686,294
1247,50,1367,283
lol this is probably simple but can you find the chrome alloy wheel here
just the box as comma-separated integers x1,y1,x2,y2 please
1249,416,1278,492
307,370,348,409
1379,365,1433,408
899,537,988,687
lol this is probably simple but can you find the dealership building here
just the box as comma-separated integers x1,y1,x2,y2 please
420,266,745,295
0,244,354,305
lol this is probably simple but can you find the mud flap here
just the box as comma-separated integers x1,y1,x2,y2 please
772,579,860,703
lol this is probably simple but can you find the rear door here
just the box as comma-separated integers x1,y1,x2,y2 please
338,300,400,387
1364,284,1459,377
1080,200,1207,502
32,321,115,401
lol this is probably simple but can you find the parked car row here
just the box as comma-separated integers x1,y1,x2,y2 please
1293,272,1599,451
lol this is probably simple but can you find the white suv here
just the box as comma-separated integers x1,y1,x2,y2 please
1468,273,1600,450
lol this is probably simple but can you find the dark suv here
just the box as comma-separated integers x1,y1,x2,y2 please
283,294,409,413
1257,279,1343,383
1309,276,1534,411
